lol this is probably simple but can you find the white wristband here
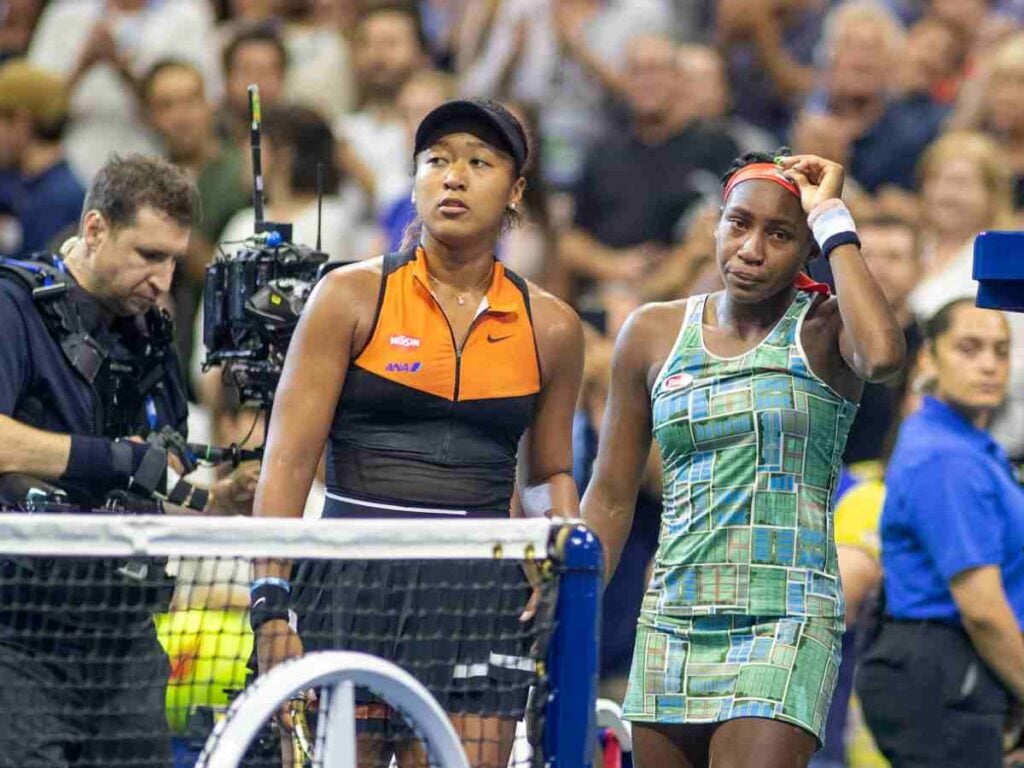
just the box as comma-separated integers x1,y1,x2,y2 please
808,199,859,260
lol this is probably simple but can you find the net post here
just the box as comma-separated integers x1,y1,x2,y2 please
545,523,603,768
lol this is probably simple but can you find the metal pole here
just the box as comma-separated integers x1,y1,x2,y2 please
544,524,603,768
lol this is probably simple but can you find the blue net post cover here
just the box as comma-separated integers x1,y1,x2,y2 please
974,231,1024,313
545,523,603,768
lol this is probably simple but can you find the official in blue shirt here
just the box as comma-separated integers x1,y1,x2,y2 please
857,298,1024,768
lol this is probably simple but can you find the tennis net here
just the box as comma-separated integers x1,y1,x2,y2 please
0,513,601,768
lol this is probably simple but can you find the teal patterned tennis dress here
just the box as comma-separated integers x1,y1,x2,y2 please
622,289,857,743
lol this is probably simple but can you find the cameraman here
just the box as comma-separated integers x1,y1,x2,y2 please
0,153,256,767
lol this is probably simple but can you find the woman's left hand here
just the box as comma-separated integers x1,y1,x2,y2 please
777,154,845,215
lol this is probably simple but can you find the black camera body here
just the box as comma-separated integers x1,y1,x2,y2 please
202,222,328,408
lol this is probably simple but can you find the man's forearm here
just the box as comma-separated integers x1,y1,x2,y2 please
558,230,629,281
963,608,1024,702
638,243,710,301
752,21,814,100
0,414,71,479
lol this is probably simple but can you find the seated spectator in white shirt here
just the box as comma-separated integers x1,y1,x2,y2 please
27,0,219,181
220,24,288,144
219,105,359,266
334,2,429,217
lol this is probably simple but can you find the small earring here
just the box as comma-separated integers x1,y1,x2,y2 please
509,204,517,212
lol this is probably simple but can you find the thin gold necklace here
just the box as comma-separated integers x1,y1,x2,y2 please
427,265,494,306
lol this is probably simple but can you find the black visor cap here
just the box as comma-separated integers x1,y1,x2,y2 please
414,99,528,176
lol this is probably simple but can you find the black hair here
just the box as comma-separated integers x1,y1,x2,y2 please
140,58,205,104
355,1,428,54
720,146,791,188
923,298,981,344
222,23,289,77
83,154,199,231
261,106,342,194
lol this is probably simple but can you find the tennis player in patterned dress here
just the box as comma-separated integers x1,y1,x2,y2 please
582,150,906,767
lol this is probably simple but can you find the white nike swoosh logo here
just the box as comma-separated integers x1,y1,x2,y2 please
253,597,266,608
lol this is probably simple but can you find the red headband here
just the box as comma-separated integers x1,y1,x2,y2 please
723,163,800,202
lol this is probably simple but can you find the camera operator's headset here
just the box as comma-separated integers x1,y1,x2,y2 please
0,252,203,511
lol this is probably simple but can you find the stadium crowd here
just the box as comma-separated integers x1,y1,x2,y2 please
2,0,1024,766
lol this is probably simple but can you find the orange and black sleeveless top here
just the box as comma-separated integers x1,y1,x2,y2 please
324,249,542,518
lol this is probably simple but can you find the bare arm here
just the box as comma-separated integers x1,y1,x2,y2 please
559,35,627,102
747,15,815,101
950,565,1024,702
637,206,718,301
558,228,647,284
715,0,814,101
829,242,906,382
0,414,71,479
518,291,585,518
837,544,881,627
780,154,906,382
252,265,374,580
581,308,658,583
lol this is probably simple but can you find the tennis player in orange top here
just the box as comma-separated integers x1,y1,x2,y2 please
251,98,583,767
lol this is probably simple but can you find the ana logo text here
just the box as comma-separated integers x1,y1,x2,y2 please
385,362,422,373
389,335,421,348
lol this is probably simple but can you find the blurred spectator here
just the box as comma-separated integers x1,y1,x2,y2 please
378,68,457,254
141,59,250,376
907,130,1024,460
219,105,357,264
499,102,562,289
216,0,276,38
558,35,736,294
27,0,220,182
220,24,289,144
908,131,1015,319
898,15,967,104
857,300,1024,768
715,0,829,141
843,215,923,464
806,0,949,193
928,0,1020,58
419,0,466,68
461,0,672,189
0,60,84,260
984,33,1024,206
675,43,777,154
788,108,876,221
333,4,430,231
335,2,429,221
0,0,43,64
952,32,1024,207
279,0,358,124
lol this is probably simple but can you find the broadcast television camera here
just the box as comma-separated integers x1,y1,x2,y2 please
202,85,339,410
